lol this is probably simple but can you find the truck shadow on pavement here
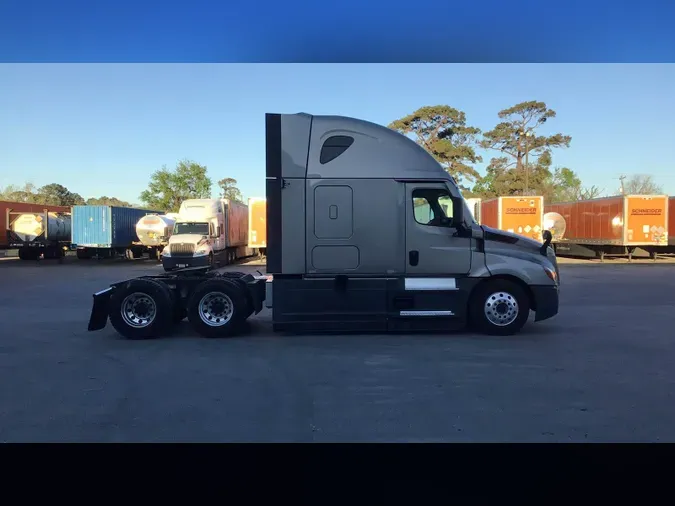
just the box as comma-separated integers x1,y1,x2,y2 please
98,316,557,343
0,256,163,269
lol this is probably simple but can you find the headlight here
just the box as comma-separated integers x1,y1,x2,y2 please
195,247,209,256
162,248,171,257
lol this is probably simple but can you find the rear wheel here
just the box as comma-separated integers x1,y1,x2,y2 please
186,278,248,338
468,279,530,336
108,279,173,339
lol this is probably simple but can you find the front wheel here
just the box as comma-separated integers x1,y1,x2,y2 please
186,278,248,338
468,279,530,336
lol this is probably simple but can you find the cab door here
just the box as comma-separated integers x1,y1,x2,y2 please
388,182,472,326
405,182,472,277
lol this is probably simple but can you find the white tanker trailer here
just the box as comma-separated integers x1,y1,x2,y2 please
543,212,566,241
7,210,72,261
134,213,179,259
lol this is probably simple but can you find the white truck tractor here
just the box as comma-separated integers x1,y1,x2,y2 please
161,199,224,270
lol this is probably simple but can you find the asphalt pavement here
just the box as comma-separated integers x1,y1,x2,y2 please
1,255,674,442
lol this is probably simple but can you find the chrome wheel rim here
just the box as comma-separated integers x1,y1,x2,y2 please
484,291,519,327
121,292,157,328
198,292,234,327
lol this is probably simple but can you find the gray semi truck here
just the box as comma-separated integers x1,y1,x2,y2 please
87,112,560,340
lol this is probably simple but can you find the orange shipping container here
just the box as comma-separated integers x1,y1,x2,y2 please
1,200,70,249
248,197,266,249
480,196,545,242
544,195,668,247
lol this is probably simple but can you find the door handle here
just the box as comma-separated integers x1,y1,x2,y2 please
409,250,419,266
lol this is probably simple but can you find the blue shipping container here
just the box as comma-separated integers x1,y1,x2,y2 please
71,206,163,248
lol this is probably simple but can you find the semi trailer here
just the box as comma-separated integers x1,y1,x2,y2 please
6,207,72,261
544,195,668,261
464,198,482,223
247,197,267,258
1,201,70,249
654,196,675,255
87,112,560,341
480,196,545,243
72,205,162,260
134,212,179,260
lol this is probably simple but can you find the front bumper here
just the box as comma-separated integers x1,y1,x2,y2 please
162,255,210,270
531,284,559,322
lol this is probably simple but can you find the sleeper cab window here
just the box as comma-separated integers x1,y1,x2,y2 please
412,188,454,227
320,135,354,164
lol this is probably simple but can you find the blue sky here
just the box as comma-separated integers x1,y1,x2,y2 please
1,64,674,203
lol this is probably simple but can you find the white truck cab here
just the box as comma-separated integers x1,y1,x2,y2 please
161,199,225,270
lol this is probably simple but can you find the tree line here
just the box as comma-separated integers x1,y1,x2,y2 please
0,160,244,212
1,101,664,210
389,101,664,201
0,182,137,207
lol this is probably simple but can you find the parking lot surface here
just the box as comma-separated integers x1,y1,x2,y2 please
1,255,675,442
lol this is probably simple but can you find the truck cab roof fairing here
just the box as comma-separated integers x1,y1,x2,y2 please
264,112,458,274
265,112,452,182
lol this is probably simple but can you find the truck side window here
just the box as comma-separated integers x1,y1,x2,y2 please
320,135,354,164
412,188,454,227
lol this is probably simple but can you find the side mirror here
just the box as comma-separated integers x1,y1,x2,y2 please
452,197,465,228
539,229,553,255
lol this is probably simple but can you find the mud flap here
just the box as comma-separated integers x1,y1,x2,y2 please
88,287,113,331
248,278,267,314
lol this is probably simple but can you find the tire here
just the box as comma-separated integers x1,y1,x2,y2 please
186,278,248,338
108,278,174,340
76,249,91,260
149,248,158,260
468,279,530,336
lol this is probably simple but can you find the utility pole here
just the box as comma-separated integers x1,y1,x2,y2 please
618,174,626,195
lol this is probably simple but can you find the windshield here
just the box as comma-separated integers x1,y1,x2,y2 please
174,222,209,235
